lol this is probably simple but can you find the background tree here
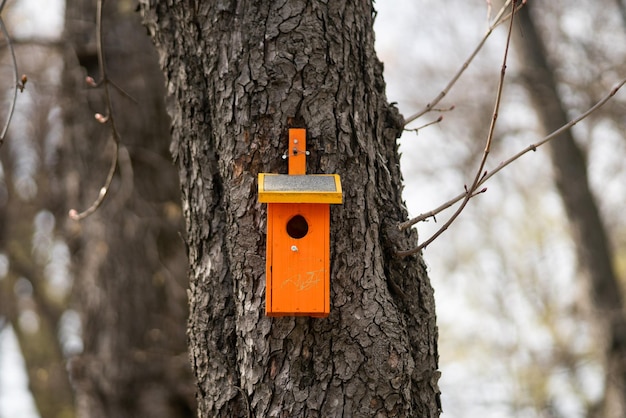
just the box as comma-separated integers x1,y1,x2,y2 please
516,4,626,416
60,0,194,417
0,2,76,416
378,0,626,416
137,1,440,417
0,51,75,418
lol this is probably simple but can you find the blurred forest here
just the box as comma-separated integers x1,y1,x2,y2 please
0,0,193,417
378,0,626,416
0,0,625,417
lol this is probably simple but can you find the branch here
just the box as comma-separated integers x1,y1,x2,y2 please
0,16,27,146
397,76,626,248
69,0,125,221
404,115,443,135
404,0,525,126
69,140,119,221
398,0,519,256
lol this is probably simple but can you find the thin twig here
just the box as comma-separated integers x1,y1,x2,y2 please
95,0,120,144
69,0,124,220
0,16,19,146
404,0,525,126
398,0,518,256
109,78,138,104
88,75,137,104
404,116,443,135
399,188,487,230
479,77,626,191
69,140,119,221
106,143,134,214
398,76,626,236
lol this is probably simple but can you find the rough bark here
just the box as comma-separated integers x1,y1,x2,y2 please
139,1,439,417
516,5,626,417
61,1,194,417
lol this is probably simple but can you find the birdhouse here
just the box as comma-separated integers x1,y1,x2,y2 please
258,129,342,317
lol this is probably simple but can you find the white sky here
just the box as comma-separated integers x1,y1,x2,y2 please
0,326,40,418
5,0,64,40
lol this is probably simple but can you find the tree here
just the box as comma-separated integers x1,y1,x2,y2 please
377,0,626,415
515,4,626,416
137,1,440,416
0,9,75,416
60,0,194,416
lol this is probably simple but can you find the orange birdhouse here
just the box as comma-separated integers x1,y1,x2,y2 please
258,129,342,317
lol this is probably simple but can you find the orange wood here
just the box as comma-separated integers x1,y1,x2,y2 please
265,202,330,317
288,128,306,175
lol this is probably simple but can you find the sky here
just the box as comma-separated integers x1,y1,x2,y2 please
0,326,40,418
5,0,64,40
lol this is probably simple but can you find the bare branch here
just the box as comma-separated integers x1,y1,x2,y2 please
404,0,525,126
95,0,119,144
398,77,626,247
69,0,127,220
480,77,626,191
0,16,22,146
404,115,443,135
398,0,519,256
69,140,119,221
108,78,138,104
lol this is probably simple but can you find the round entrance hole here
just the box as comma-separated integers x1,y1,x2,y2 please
286,214,309,239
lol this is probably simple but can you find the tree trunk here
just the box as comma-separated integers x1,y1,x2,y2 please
516,5,626,417
61,1,194,417
617,0,626,28
138,1,439,417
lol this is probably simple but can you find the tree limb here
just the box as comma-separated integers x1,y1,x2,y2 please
403,0,525,126
397,76,626,255
0,16,21,146
397,0,519,256
69,0,127,220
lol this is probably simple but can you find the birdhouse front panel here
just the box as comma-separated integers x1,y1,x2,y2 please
258,128,342,317
265,202,330,316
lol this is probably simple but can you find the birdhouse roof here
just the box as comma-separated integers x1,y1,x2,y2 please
258,173,342,204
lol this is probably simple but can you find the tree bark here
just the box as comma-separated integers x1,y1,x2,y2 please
139,1,439,417
516,5,626,417
61,1,194,417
